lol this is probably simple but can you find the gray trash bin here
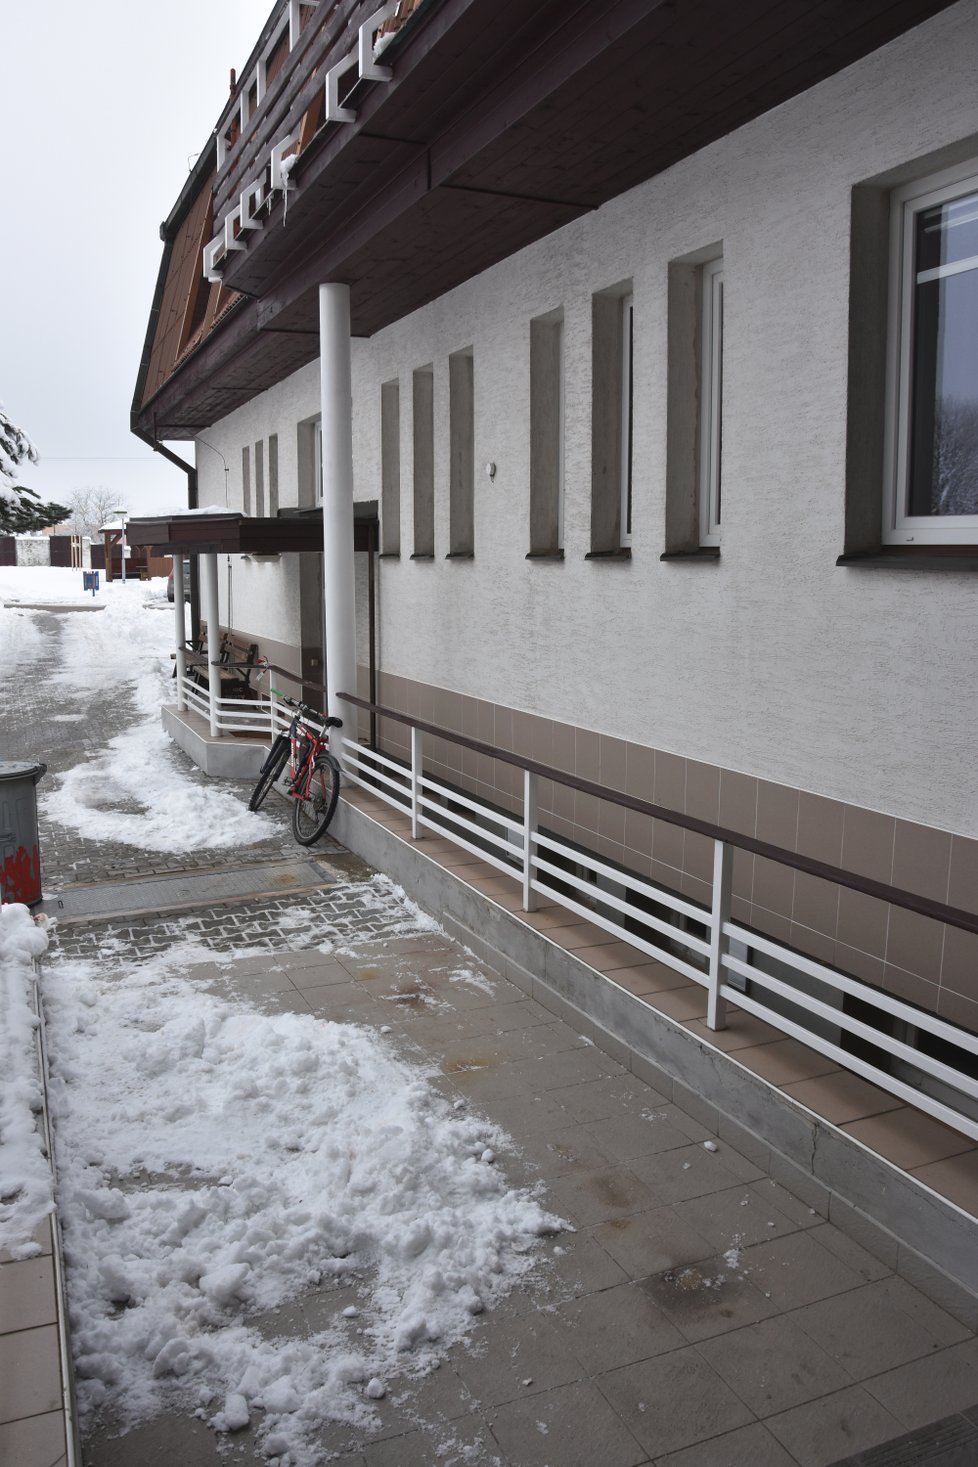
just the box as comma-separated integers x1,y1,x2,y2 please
0,760,47,906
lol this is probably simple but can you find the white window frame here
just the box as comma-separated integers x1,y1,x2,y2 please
313,418,323,505
620,293,634,547
884,160,978,545
698,256,723,547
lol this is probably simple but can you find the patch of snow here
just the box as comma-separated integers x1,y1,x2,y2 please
702,1140,718,1152
43,941,564,1463
0,904,54,1257
448,966,496,996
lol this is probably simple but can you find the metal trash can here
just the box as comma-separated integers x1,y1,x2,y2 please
0,761,47,906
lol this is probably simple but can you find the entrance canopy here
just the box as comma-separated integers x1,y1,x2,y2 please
126,508,376,556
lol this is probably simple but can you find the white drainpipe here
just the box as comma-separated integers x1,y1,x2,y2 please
202,550,221,738
173,555,187,710
319,283,358,767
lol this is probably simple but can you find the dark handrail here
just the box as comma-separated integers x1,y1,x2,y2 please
337,690,978,939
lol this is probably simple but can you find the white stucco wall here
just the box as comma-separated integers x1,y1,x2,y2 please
199,1,978,836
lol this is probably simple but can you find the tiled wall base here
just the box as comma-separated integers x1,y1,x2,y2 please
332,793,978,1327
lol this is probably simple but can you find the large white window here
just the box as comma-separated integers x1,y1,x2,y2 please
885,163,978,544
698,257,723,547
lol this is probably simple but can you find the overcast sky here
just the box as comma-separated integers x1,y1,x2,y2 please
1,0,274,517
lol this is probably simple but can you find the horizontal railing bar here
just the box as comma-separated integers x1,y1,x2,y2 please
418,795,519,858
346,744,409,777
721,985,978,1143
723,955,978,1101
337,691,978,938
531,877,708,986
532,852,712,959
725,921,978,1052
344,759,409,800
418,812,518,876
343,768,409,814
534,828,710,926
419,774,523,835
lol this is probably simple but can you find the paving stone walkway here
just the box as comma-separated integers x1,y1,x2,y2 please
6,601,978,1467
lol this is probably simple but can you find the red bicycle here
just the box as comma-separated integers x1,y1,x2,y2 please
249,692,342,845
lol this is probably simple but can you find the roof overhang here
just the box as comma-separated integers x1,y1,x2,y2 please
134,0,960,441
127,508,377,555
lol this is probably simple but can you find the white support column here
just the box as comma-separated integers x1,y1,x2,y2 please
707,838,733,1030
202,551,221,739
411,727,424,840
319,283,359,771
522,769,538,912
173,556,187,711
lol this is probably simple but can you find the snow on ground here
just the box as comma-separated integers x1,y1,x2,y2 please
43,920,562,1465
0,566,277,852
0,904,54,1257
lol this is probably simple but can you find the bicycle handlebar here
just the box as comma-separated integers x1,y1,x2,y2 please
270,690,342,728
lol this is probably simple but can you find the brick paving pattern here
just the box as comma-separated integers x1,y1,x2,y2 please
5,603,975,1467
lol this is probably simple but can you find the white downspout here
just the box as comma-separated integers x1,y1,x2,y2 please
202,550,221,738
319,283,358,767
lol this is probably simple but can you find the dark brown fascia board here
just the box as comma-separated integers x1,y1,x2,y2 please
160,135,218,243
133,294,260,438
130,232,176,437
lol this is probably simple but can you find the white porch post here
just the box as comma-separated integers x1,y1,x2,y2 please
173,555,187,711
202,551,221,739
319,283,358,770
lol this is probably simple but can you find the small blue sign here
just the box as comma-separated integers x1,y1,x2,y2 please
83,571,100,595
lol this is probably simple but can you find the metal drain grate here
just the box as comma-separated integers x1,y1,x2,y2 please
41,859,335,924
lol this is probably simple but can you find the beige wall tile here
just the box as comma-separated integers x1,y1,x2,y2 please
752,854,795,917
684,830,713,882
551,719,576,772
756,780,800,851
686,760,720,825
940,925,978,999
797,792,846,867
837,887,888,960
751,906,792,944
624,808,655,860
892,820,951,905
493,703,513,752
885,905,944,981
625,742,655,801
598,799,626,845
789,922,836,966
842,806,896,884
835,941,885,987
653,751,686,812
599,735,628,792
937,984,978,1031
793,873,840,938
575,727,600,781
654,818,685,871
948,835,978,913
575,790,602,835
882,963,940,1013
719,769,757,837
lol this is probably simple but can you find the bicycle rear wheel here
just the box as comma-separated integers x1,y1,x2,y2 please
249,734,290,812
291,753,340,844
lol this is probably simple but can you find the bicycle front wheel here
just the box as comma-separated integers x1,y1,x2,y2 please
249,734,290,812
291,753,340,844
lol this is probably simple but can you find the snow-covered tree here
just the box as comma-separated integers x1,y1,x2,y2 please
0,404,69,532
63,486,118,539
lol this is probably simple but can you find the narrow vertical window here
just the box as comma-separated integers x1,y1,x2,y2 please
254,439,265,517
296,416,321,509
412,366,434,557
620,294,634,547
381,379,401,555
314,421,323,504
268,434,279,515
448,348,474,557
698,259,723,547
242,445,251,514
529,312,564,557
589,283,633,556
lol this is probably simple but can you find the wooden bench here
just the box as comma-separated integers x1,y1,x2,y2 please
176,632,262,699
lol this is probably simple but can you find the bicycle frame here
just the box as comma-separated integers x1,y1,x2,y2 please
287,712,330,801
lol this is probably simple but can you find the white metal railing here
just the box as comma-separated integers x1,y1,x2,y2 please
339,721,978,1145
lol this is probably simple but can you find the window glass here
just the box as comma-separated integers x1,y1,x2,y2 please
908,191,978,519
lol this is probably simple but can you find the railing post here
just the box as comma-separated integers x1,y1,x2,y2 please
172,555,187,711
708,838,732,1029
268,686,279,742
202,550,221,739
411,727,424,839
523,768,538,912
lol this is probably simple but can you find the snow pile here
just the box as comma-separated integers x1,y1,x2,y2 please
0,563,110,605
0,904,54,1257
43,946,562,1462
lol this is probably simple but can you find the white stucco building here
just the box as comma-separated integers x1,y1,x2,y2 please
131,0,978,1297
